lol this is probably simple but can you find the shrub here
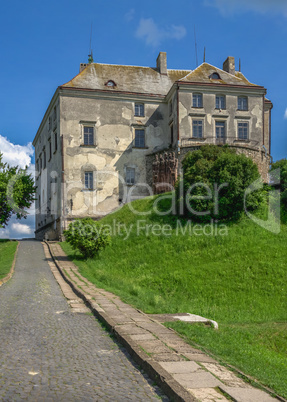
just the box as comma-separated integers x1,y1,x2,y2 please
270,158,287,208
64,218,111,259
176,145,262,222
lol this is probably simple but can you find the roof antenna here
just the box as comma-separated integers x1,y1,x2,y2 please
203,47,206,63
194,25,198,68
239,58,241,72
88,23,94,64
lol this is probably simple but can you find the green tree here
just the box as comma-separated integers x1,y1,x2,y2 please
176,145,262,221
64,218,111,259
0,153,36,228
270,158,287,207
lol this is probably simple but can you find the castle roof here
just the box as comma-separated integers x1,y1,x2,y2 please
62,63,191,96
179,62,261,88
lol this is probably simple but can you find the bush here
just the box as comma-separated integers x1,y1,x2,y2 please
270,159,287,208
176,145,262,222
64,218,111,259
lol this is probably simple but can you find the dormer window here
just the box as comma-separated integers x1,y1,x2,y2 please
105,80,116,88
210,72,221,80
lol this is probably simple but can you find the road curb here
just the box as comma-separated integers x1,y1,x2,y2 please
0,241,19,287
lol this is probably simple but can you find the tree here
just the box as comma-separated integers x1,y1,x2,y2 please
64,218,111,259
0,153,36,228
176,145,262,221
270,158,287,207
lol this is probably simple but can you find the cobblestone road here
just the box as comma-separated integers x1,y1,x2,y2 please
0,241,165,401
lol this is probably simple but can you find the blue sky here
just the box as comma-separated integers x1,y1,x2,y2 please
0,0,287,238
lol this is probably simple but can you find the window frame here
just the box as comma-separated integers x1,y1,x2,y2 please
238,96,248,111
192,119,204,139
215,95,226,110
48,138,52,160
126,167,135,186
238,121,249,140
54,132,58,153
84,171,93,190
169,100,173,116
134,103,145,117
83,126,94,146
215,121,226,139
43,148,46,169
134,128,145,148
192,93,203,108
170,122,174,144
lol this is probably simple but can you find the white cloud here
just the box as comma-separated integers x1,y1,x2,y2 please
136,18,186,47
0,135,34,169
125,8,135,22
11,223,33,235
0,135,35,239
284,108,287,119
204,0,287,16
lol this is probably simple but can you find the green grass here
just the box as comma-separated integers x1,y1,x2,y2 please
60,195,287,397
0,240,18,280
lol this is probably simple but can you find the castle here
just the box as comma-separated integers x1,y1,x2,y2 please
33,52,272,240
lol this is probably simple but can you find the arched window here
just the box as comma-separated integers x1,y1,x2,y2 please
105,80,116,87
209,72,221,80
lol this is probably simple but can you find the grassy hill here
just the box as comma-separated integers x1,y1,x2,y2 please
0,240,18,280
61,195,287,397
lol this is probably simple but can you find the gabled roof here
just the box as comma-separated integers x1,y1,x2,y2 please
62,63,191,96
179,63,260,87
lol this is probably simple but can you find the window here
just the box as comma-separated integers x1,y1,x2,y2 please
192,120,203,138
216,121,226,139
135,129,145,148
84,172,93,190
54,132,58,152
48,116,52,131
105,80,116,87
193,93,203,108
53,106,57,121
43,148,46,169
238,122,249,140
170,123,174,144
39,155,42,171
210,72,221,80
126,167,135,185
84,126,94,145
216,95,226,109
169,101,173,116
48,138,52,160
238,96,248,110
135,103,144,117
36,160,39,176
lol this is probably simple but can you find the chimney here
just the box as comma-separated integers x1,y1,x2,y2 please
156,52,167,75
223,56,235,75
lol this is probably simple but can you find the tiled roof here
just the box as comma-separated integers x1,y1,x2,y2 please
179,63,259,87
62,63,191,95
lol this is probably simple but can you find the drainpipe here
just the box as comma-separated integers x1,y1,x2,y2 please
177,84,180,154
262,94,265,147
61,134,66,236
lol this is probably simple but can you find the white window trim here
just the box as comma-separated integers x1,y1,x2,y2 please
192,119,204,138
80,121,97,146
237,121,249,140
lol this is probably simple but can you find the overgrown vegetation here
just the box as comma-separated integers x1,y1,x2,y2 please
64,218,111,259
271,158,287,207
0,240,18,279
61,194,287,397
176,145,262,221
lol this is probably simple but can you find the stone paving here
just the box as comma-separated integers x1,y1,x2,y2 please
0,240,167,401
47,241,281,402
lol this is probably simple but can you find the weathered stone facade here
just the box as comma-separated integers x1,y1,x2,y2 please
33,53,272,240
